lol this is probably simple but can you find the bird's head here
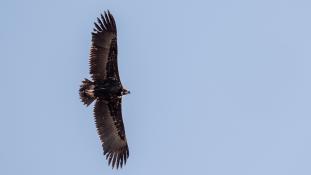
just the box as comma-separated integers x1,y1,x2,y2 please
121,88,130,96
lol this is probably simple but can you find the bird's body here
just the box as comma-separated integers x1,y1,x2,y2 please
79,11,130,169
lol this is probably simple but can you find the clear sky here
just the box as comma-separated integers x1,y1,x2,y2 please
1,0,311,174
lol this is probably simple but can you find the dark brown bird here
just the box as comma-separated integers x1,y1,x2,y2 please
79,10,130,169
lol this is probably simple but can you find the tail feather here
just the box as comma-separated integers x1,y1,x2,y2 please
79,79,96,106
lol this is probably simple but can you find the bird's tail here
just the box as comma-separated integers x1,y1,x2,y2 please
79,79,96,106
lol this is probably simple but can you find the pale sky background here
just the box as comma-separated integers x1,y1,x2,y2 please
1,0,311,175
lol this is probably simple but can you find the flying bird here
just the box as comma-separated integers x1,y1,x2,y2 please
79,10,130,169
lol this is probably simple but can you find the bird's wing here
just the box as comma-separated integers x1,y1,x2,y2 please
94,97,129,169
90,11,121,82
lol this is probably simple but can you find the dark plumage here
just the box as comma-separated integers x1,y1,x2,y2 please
79,10,130,169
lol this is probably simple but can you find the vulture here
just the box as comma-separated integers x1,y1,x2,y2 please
79,10,130,169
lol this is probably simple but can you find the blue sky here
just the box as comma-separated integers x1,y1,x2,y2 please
1,0,311,174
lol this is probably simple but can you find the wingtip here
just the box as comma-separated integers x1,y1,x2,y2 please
94,10,116,33
103,150,128,169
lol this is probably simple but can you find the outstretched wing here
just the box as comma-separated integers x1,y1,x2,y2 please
94,98,129,169
90,11,121,82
